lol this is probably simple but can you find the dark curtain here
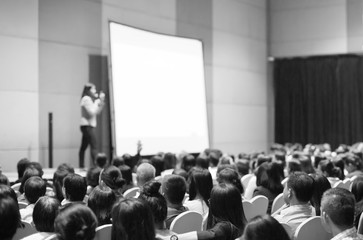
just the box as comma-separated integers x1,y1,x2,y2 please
274,55,363,149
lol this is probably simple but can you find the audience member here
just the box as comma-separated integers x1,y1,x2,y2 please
309,173,331,216
184,167,213,228
100,166,125,199
162,174,188,228
242,215,290,240
208,151,220,180
52,163,75,202
343,153,363,178
172,168,188,181
96,152,108,168
15,158,31,184
19,166,42,195
235,159,250,178
150,155,164,177
351,176,363,229
181,154,196,173
86,166,102,194
136,163,156,188
0,195,21,240
62,173,87,206
0,172,9,185
0,184,18,202
20,176,47,222
321,188,360,239
272,172,315,237
22,196,61,240
318,160,341,186
118,164,135,193
111,198,155,240
88,185,116,226
54,204,97,240
253,162,284,214
217,168,244,196
139,180,175,238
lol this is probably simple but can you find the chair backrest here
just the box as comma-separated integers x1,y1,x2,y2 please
43,234,58,240
242,195,268,221
342,179,351,190
94,224,112,240
123,187,140,198
294,216,332,240
11,182,21,191
241,173,254,190
358,211,363,235
18,201,28,209
281,177,288,187
170,211,203,234
271,193,285,214
12,220,37,240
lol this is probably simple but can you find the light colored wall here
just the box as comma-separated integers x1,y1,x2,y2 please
269,0,349,57
211,0,269,154
0,0,39,172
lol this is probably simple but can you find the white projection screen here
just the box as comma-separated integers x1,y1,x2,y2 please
109,22,209,156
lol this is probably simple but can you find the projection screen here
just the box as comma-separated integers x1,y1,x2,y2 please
109,22,209,156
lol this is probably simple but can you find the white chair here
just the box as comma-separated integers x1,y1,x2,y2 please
12,220,37,240
123,187,140,198
357,212,363,235
241,173,254,190
333,180,344,189
294,216,332,240
11,182,21,191
242,195,268,221
170,211,203,234
271,193,285,214
43,234,58,240
342,178,351,190
94,224,112,240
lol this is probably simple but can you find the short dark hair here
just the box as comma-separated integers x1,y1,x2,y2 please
217,168,244,194
63,174,87,202
53,168,73,202
243,215,290,240
287,172,314,203
139,181,167,224
24,176,46,204
118,165,132,185
55,204,97,240
0,196,21,240
17,158,30,179
351,176,363,202
208,152,220,167
96,153,108,168
0,185,17,202
33,196,60,232
86,167,102,188
101,166,125,190
162,174,186,204
150,155,164,177
181,154,196,173
88,185,116,226
321,188,355,228
256,162,283,194
0,173,9,186
19,167,42,194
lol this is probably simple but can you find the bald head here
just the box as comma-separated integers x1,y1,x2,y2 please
136,163,156,187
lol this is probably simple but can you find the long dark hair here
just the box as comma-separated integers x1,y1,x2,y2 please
243,215,290,240
111,198,155,240
309,173,331,216
188,167,213,206
209,183,246,233
88,185,117,226
81,83,97,101
256,162,284,194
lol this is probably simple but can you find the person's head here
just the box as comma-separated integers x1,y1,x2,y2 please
81,83,97,100
235,159,250,177
286,159,302,175
17,158,30,180
284,172,314,205
53,167,74,202
112,156,125,168
86,167,102,188
150,155,164,177
209,183,246,232
343,153,363,173
208,151,220,167
24,176,46,204
321,188,355,233
172,168,188,180
309,173,331,216
0,195,21,240
351,176,363,202
111,198,155,240
96,153,108,168
100,166,125,191
88,185,117,226
318,160,341,178
33,196,60,232
28,162,44,177
242,214,290,240
63,174,87,202
0,173,9,185
298,155,315,174
217,168,244,194
19,166,42,193
255,162,284,194
55,204,97,240
0,184,17,202
161,174,186,206
188,168,213,206
118,165,133,186
181,154,196,173
196,155,209,169
163,152,177,170
136,163,156,187
121,153,134,170
138,181,167,228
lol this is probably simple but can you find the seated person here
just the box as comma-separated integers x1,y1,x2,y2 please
20,176,47,223
272,172,315,237
22,196,61,240
100,166,125,199
87,185,116,226
138,180,176,238
136,163,156,188
54,204,97,240
321,188,361,240
14,158,31,184
161,174,188,228
61,173,87,206
0,195,21,240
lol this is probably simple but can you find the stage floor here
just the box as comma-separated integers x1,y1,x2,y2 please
3,168,88,182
